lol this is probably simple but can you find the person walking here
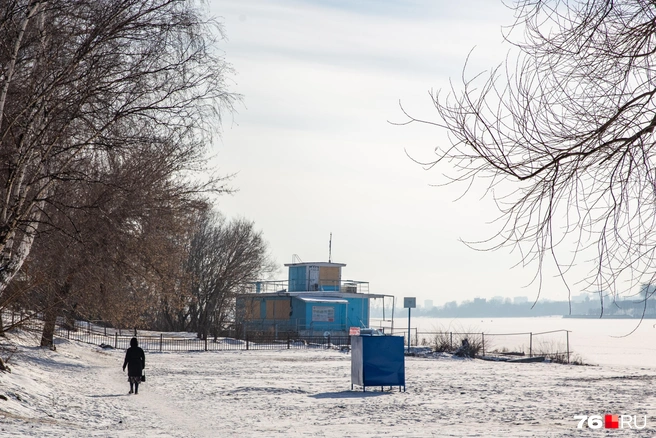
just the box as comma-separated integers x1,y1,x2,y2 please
122,337,145,395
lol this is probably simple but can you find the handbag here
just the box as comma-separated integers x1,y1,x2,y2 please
141,370,146,382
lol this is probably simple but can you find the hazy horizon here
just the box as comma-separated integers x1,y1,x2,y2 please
208,1,613,306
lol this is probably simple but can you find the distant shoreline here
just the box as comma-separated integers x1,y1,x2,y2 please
562,314,656,319
373,313,656,320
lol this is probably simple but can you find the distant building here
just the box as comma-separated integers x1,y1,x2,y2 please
513,296,529,304
235,261,392,337
424,300,434,309
571,293,591,303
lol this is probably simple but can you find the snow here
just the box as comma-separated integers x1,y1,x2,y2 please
410,316,656,368
2,328,656,437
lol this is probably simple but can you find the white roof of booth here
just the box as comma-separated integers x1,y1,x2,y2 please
295,297,348,304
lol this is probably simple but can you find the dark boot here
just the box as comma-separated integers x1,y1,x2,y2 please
134,382,139,394
129,383,134,394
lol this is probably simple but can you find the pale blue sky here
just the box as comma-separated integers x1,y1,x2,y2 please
205,0,589,306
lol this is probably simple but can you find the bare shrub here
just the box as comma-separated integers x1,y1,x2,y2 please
532,340,588,365
420,323,486,357
421,332,452,352
453,335,484,358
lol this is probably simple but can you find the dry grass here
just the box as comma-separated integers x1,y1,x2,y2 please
419,325,485,357
417,325,585,364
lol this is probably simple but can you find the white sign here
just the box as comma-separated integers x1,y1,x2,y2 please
404,297,416,308
312,306,334,322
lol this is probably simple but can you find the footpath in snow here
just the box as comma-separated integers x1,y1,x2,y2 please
1,331,656,437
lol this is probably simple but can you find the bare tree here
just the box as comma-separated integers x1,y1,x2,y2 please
400,1,656,308
0,0,236,303
20,148,209,347
182,212,276,340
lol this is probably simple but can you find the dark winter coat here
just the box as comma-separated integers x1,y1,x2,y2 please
123,346,145,377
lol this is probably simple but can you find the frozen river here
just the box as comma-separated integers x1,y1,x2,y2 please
372,316,656,368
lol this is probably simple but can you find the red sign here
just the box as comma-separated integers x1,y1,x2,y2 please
605,415,619,429
349,327,360,336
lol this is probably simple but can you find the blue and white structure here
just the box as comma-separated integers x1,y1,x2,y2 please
236,261,393,337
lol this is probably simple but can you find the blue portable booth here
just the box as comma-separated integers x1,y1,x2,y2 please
351,335,405,391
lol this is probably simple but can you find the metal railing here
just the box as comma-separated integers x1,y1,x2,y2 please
1,309,572,361
56,323,350,352
0,310,350,352
239,318,351,336
388,327,572,363
243,279,370,294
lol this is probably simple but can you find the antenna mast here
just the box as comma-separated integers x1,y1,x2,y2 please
328,232,332,263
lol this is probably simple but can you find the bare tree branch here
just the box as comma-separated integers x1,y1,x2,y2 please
403,0,656,309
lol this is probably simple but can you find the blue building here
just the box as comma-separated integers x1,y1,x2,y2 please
236,261,393,337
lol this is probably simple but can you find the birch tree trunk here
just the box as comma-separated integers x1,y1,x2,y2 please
0,0,237,322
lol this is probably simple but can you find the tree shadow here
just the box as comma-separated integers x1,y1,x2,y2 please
309,390,392,399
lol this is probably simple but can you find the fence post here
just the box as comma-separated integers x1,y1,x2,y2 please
287,335,290,349
160,334,163,352
87,321,91,334
566,331,570,364
246,335,249,351
327,334,331,349
529,332,533,358
114,333,118,349
450,332,453,351
481,332,485,356
204,336,208,351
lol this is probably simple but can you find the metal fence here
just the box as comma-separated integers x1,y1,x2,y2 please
1,309,43,333
389,327,572,363
1,309,571,360
56,325,351,352
0,310,350,352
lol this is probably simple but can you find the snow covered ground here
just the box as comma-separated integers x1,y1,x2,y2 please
1,330,656,437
